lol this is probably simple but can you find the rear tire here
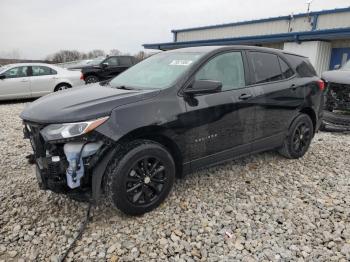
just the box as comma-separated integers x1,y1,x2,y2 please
54,83,71,92
104,140,175,216
279,114,314,159
85,75,99,84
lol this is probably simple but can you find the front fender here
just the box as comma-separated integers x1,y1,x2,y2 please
95,93,185,142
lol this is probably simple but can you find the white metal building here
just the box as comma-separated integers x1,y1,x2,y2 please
144,7,350,75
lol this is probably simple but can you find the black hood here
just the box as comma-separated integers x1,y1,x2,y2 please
20,84,160,124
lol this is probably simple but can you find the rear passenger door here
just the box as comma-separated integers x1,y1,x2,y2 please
29,66,57,97
182,51,256,167
246,51,303,146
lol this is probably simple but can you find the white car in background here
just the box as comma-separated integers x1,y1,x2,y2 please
0,63,84,100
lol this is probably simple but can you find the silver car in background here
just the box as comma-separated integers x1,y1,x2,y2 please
0,63,85,100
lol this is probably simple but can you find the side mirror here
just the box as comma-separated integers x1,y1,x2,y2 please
184,80,222,95
334,64,341,70
101,63,108,68
0,74,6,80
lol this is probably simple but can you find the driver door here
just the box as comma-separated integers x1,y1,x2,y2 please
181,51,256,168
0,66,31,100
102,57,120,79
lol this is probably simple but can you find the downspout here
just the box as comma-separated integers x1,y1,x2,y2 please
312,14,319,31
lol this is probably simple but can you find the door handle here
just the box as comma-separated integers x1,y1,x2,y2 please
239,93,252,100
291,84,297,90
20,79,29,82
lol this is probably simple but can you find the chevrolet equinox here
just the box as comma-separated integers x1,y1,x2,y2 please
21,46,324,215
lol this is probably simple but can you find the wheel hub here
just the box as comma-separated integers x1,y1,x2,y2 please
144,176,151,184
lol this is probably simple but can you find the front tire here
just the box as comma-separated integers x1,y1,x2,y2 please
279,114,314,159
104,140,175,216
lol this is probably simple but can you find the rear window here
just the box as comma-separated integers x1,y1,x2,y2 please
284,54,317,77
119,57,133,66
32,66,56,76
249,52,284,84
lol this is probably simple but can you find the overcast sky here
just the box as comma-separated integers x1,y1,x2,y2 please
0,0,349,59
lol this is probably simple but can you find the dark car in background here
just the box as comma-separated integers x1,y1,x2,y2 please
322,60,350,131
20,46,324,215
79,55,137,84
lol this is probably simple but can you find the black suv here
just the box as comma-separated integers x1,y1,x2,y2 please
21,46,324,215
81,55,137,84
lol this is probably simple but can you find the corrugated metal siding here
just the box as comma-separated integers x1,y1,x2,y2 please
315,41,332,74
176,11,349,42
317,13,350,30
283,41,331,74
290,17,313,32
176,20,288,42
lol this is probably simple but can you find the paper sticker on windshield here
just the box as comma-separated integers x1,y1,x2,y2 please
169,60,193,66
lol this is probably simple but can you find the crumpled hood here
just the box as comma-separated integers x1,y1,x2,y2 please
20,84,160,124
322,69,350,85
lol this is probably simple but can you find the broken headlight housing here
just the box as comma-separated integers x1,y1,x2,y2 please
40,116,109,141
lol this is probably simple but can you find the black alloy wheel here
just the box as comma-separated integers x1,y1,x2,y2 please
291,122,311,155
125,157,166,206
104,140,175,215
279,114,314,159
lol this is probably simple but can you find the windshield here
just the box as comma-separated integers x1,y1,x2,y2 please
0,65,10,74
110,52,204,89
87,57,104,66
342,60,350,70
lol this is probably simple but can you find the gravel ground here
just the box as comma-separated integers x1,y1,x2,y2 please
0,102,350,262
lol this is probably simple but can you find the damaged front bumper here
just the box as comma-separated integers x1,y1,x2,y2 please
325,82,350,111
23,122,113,202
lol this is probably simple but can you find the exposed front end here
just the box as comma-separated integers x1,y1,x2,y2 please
23,118,111,201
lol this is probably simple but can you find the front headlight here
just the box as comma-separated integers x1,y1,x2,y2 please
40,116,109,141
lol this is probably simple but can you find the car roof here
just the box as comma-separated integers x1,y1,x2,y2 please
4,63,56,67
0,63,64,72
166,45,307,58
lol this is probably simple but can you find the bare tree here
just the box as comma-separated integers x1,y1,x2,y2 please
87,49,105,59
135,51,154,61
109,49,121,56
46,50,84,63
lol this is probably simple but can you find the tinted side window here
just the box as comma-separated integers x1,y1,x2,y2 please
32,66,56,76
284,54,317,77
249,52,283,84
104,57,119,66
278,58,294,79
119,57,133,66
195,52,245,91
4,66,29,78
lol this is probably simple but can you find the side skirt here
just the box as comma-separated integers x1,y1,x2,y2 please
183,132,285,174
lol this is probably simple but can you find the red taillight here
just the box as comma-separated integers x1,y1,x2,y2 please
317,79,325,91
80,73,84,80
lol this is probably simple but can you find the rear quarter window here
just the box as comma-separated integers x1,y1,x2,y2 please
119,57,133,66
278,57,294,79
284,54,317,77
